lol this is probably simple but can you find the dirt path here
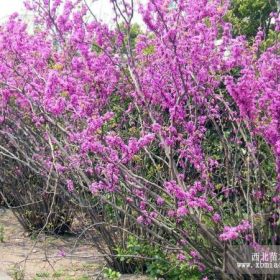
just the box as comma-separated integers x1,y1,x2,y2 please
0,271,12,280
0,208,147,280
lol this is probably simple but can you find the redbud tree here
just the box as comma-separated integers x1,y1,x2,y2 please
0,0,280,278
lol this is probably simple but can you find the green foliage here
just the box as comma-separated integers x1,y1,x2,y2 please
52,271,63,278
114,22,142,54
9,265,25,280
0,223,4,242
115,236,202,279
143,45,155,56
128,23,142,50
33,271,51,280
260,29,280,50
92,43,103,54
35,272,50,278
103,267,121,280
226,0,277,38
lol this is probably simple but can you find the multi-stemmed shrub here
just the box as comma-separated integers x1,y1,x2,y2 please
0,0,280,278
0,118,74,234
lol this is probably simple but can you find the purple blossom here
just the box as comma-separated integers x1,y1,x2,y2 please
156,196,165,206
219,220,251,241
212,213,221,223
66,179,74,192
177,206,188,217
177,253,186,261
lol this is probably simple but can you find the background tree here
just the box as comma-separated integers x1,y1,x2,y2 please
226,0,277,38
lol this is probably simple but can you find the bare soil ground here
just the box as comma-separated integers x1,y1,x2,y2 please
0,208,148,280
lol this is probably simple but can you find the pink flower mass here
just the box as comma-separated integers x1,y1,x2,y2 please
0,0,279,277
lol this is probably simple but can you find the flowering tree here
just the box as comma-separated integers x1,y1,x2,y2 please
0,0,280,278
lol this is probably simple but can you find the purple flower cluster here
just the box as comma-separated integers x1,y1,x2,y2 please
219,220,251,241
